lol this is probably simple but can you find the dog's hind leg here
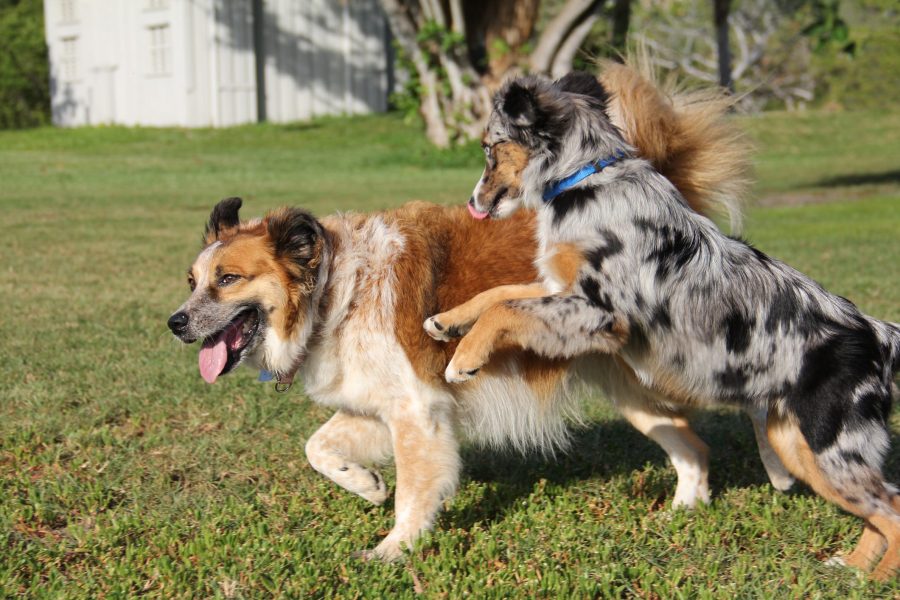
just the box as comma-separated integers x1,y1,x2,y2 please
305,410,393,505
424,283,548,342
840,522,887,571
766,411,900,580
747,407,794,491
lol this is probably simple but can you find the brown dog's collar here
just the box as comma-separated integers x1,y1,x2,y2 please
274,369,297,393
273,357,304,393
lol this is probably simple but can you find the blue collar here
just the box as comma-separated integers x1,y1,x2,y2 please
542,150,627,202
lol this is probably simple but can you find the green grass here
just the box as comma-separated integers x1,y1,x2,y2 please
1,110,898,598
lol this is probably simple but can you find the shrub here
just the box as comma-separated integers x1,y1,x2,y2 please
0,0,50,129
815,28,900,110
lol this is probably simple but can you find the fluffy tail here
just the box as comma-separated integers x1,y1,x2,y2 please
598,54,752,232
887,322,900,374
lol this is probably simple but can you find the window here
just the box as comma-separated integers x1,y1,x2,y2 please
60,0,76,23
147,24,171,76
60,36,78,81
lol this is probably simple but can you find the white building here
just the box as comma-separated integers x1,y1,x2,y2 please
43,0,392,127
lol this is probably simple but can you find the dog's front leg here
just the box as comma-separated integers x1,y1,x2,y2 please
445,295,627,383
368,404,460,561
424,283,548,341
747,407,794,491
305,411,393,505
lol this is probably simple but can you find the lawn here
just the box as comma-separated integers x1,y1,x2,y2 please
1,110,898,598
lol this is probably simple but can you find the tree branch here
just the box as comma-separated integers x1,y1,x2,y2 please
530,0,603,74
550,10,601,78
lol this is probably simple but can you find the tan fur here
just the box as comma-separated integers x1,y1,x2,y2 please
844,523,887,572
305,411,392,505
476,141,531,211
449,302,628,379
599,54,752,231
427,283,547,340
548,243,585,290
384,202,553,384
766,414,859,514
643,368,706,408
515,351,571,400
767,412,900,579
447,303,541,371
671,416,711,461
868,514,900,582
617,402,711,505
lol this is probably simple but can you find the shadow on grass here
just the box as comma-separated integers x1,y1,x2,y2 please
448,409,900,530
816,169,900,188
280,122,323,133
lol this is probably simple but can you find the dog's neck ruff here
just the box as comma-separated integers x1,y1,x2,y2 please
264,229,336,394
542,150,627,202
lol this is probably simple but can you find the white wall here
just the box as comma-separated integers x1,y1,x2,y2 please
45,0,391,128
262,0,389,123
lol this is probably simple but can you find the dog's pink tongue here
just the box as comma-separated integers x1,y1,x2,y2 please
199,336,228,384
198,318,246,384
467,202,490,220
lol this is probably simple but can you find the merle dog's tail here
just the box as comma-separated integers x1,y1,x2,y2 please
872,318,900,382
598,51,752,233
888,321,900,375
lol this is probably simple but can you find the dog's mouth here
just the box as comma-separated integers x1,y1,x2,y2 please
198,307,261,384
468,187,509,220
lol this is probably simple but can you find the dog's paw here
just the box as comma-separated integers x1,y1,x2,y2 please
358,469,389,506
444,360,481,384
354,539,406,562
823,555,847,568
424,315,466,342
352,548,378,562
423,316,452,341
768,473,796,492
671,482,710,510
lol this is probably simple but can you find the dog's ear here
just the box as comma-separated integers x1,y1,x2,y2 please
266,208,323,270
501,81,539,127
555,71,609,107
204,197,242,244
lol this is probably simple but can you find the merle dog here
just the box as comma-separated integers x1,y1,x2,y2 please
426,73,900,578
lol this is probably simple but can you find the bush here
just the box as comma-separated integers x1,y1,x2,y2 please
815,28,900,110
0,0,50,129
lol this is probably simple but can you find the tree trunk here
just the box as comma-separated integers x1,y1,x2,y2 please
550,9,601,77
530,0,604,74
467,0,539,86
713,0,733,91
610,0,631,54
381,0,450,146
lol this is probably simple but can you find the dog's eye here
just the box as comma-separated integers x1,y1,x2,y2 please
187,276,196,291
218,274,240,287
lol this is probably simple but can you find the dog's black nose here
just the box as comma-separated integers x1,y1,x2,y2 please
468,196,476,206
168,311,189,333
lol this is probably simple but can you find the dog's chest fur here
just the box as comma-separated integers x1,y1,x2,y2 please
299,215,421,413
